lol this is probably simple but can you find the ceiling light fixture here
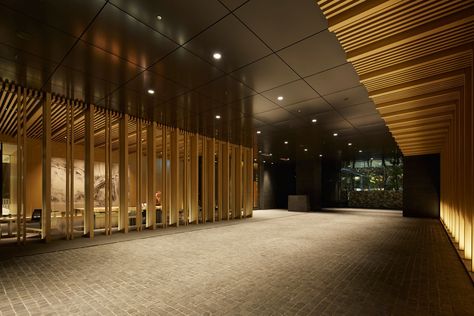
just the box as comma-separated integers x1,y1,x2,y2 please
359,150,363,153
333,132,338,136
319,154,323,157
348,142,352,146
304,148,308,152
312,119,317,123
147,89,155,95
284,141,288,144
156,15,162,20
277,96,284,101
215,115,221,119
213,52,222,60
256,130,261,134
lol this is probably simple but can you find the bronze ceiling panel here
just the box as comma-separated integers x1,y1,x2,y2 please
261,80,320,107
277,30,346,77
0,0,106,38
184,15,272,73
82,4,178,69
230,54,299,93
195,75,256,105
235,0,327,51
109,0,229,45
150,47,223,90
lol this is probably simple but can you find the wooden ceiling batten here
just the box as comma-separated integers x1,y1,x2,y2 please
317,0,473,156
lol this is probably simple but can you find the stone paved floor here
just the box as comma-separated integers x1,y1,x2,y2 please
0,209,473,315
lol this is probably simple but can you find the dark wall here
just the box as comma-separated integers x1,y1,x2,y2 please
295,159,322,210
321,158,344,207
260,162,295,209
403,154,440,218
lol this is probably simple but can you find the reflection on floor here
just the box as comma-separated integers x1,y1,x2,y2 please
0,209,473,315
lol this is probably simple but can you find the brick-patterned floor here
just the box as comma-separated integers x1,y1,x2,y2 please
0,209,473,315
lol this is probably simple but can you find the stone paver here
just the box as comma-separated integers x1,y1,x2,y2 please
0,209,473,315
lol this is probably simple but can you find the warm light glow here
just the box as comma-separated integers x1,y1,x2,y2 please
215,115,221,119
257,130,261,134
333,132,338,136
284,141,288,144
304,148,308,152
213,52,222,60
312,119,317,123
359,150,363,153
277,96,284,101
319,154,323,157
147,89,155,95
156,15,162,20
348,142,352,146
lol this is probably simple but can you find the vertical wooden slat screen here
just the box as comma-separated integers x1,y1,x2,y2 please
161,125,168,227
84,104,94,238
217,141,223,221
147,122,156,229
0,79,254,243
135,120,142,231
41,92,51,241
119,114,129,233
190,133,199,224
16,86,27,244
230,145,236,220
207,138,215,222
235,146,242,219
222,142,230,220
170,128,179,226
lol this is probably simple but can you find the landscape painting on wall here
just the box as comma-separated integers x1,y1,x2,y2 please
51,158,119,209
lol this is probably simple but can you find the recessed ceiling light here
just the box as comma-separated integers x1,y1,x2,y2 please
284,141,288,144
304,148,308,152
319,154,323,157
359,150,363,153
156,15,162,20
333,132,338,136
213,52,222,60
312,119,317,123
348,142,352,146
256,130,261,134
215,115,221,119
147,89,155,95
277,96,284,101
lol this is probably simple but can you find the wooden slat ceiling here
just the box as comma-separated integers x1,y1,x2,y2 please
317,0,474,156
0,80,213,156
